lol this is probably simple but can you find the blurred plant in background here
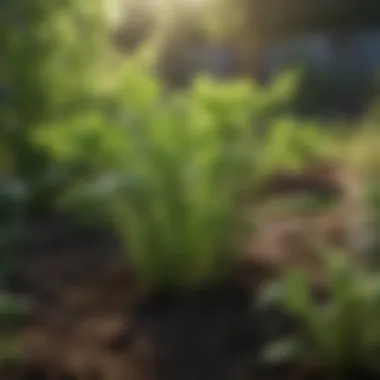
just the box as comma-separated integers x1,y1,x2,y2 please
0,0,109,217
259,249,380,375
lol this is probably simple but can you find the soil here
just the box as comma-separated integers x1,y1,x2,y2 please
0,215,378,380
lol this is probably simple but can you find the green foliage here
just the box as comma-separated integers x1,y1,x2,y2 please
259,117,328,175
259,250,380,373
0,4,109,358
2,0,379,369
34,68,266,288
33,63,334,289
0,0,108,216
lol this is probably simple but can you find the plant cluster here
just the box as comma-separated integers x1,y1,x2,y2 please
2,0,380,374
259,248,380,375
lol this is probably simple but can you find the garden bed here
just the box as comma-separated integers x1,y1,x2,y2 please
0,216,377,380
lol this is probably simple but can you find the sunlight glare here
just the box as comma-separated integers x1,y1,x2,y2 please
105,0,207,26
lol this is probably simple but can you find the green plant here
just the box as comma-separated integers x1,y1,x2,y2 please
0,0,109,216
114,76,261,288
258,250,380,374
34,61,325,290
36,65,291,289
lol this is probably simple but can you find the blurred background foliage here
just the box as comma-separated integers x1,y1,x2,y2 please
0,0,380,371
0,0,109,217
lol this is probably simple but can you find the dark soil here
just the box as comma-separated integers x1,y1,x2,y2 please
0,216,378,380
